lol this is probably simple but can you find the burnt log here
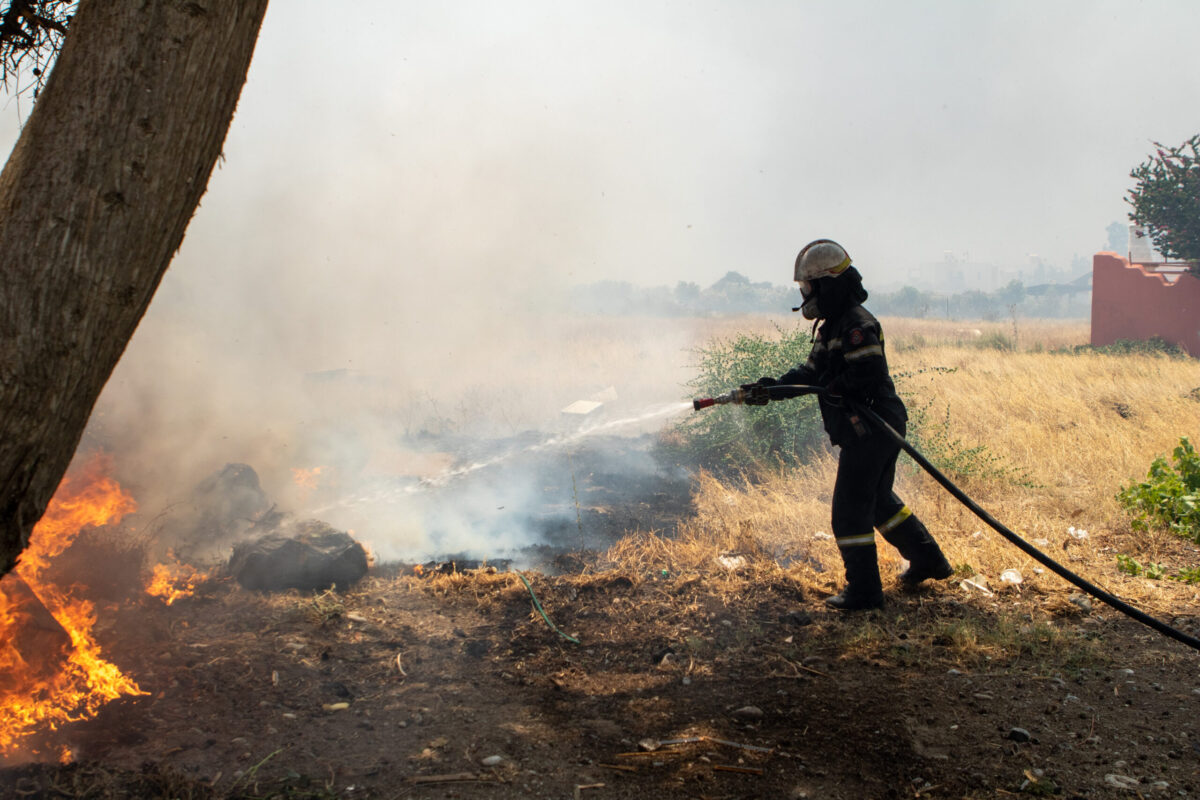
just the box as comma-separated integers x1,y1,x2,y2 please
228,522,368,593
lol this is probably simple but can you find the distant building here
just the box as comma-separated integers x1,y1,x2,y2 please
1090,238,1199,356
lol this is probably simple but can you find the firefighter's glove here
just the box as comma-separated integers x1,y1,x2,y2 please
738,382,771,406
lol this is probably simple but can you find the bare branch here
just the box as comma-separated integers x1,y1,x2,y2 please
0,1,76,97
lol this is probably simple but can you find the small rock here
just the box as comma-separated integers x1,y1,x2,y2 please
732,705,765,720
651,646,675,665
1069,595,1093,614
638,738,659,752
1006,727,1032,743
782,610,814,626
947,668,962,676
1000,568,1023,585
1105,774,1139,790
481,755,505,767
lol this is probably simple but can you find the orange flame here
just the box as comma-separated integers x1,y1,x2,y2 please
0,454,147,758
145,558,206,606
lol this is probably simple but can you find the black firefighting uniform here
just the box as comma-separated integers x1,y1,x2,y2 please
777,304,936,595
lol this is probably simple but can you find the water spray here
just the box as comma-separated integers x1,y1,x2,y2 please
692,383,1200,654
310,401,694,514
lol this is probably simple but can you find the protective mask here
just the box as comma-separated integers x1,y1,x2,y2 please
798,280,820,320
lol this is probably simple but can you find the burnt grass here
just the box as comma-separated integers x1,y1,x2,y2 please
3,436,1200,799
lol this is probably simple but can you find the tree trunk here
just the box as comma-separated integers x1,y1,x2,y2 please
0,0,269,577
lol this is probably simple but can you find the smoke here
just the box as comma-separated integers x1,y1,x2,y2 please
87,270,707,563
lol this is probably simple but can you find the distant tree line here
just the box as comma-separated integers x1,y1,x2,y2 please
571,272,1091,319
870,278,1091,320
570,271,792,316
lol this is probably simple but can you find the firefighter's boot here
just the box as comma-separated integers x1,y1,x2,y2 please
879,508,953,588
825,542,884,611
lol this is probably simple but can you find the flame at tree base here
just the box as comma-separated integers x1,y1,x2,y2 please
0,454,147,759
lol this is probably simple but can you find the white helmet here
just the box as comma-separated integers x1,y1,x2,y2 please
794,239,852,282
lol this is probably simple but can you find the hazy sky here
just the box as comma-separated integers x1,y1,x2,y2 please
6,1,1198,292
176,0,1200,291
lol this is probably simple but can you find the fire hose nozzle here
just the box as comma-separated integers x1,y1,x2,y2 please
692,388,748,410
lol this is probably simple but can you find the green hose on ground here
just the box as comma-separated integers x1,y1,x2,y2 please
516,571,580,644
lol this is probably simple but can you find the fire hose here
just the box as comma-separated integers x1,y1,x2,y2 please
692,384,1200,653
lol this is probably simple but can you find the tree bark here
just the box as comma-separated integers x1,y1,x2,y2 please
0,0,269,577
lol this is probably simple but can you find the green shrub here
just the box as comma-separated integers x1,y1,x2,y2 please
1116,437,1200,542
667,324,824,470
1116,553,1167,580
1171,566,1200,585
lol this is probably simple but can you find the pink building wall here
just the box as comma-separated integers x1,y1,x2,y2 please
1090,252,1200,357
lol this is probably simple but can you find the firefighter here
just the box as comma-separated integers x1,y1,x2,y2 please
753,239,953,610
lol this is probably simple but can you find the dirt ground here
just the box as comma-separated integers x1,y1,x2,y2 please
3,552,1199,800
